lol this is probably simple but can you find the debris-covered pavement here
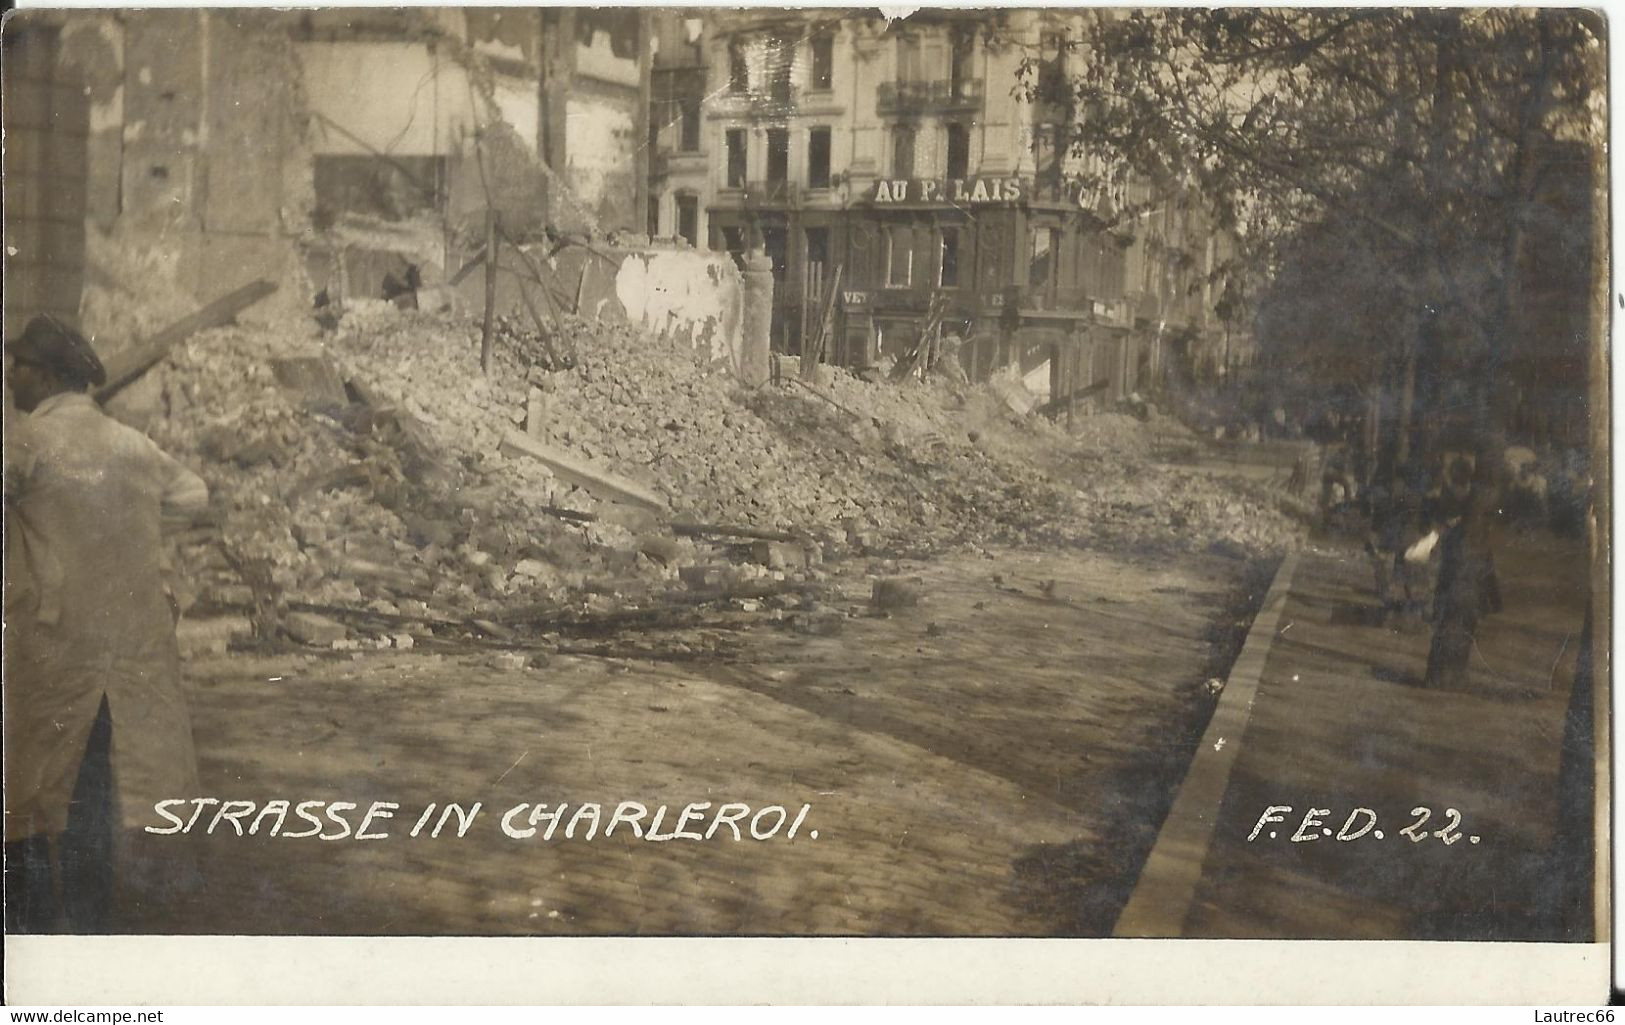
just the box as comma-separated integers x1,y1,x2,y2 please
140,309,1305,656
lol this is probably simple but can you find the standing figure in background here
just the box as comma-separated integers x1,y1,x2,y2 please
1363,457,1431,623
1424,449,1505,688
4,314,210,932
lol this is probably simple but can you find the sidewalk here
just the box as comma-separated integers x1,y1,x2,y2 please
1117,529,1594,940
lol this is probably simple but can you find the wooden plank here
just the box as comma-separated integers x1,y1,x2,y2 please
498,429,668,513
96,280,278,400
669,520,810,544
1036,377,1112,417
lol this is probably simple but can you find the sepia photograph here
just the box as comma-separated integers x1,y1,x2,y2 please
0,2,1611,1004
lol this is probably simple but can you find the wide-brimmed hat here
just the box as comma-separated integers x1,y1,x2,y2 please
10,314,107,389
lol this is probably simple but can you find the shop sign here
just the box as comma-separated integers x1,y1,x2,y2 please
871,177,1027,205
842,290,871,308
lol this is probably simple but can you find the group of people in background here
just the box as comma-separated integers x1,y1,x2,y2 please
1302,401,1535,688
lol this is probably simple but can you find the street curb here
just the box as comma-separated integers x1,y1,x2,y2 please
1112,549,1301,938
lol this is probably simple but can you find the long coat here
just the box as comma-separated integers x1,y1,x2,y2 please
4,392,209,841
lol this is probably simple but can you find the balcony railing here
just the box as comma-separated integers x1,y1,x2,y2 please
876,78,985,114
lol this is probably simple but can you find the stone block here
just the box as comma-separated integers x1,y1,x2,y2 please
871,577,924,611
285,610,347,645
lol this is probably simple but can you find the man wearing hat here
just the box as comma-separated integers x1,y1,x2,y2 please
5,314,210,931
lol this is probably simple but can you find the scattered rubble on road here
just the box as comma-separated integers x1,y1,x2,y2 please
139,306,1303,654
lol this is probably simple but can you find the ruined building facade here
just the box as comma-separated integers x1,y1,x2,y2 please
5,7,1234,406
646,9,1239,404
3,9,656,354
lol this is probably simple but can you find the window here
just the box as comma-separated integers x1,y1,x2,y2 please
946,123,970,180
769,37,794,103
648,195,661,237
886,224,914,287
891,126,915,179
578,10,639,59
1038,30,1069,102
806,227,831,268
808,127,831,189
939,227,961,288
877,318,919,362
806,227,831,299
767,128,789,186
729,40,749,93
677,194,699,247
896,35,921,82
950,29,974,97
726,129,747,188
811,33,834,90
720,225,746,268
762,226,788,282
1030,227,1061,289
679,96,700,152
1035,123,1063,192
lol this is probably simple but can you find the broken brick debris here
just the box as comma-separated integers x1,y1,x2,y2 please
139,300,1301,655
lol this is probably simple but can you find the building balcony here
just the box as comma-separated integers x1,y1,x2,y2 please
649,149,706,181
1026,177,1124,224
876,78,985,115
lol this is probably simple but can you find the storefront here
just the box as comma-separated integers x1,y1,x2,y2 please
835,174,1025,371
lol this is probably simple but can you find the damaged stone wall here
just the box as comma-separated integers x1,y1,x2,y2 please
563,85,638,231
450,239,746,369
58,10,313,362
299,14,555,242
3,15,91,340
612,247,744,366
14,8,654,369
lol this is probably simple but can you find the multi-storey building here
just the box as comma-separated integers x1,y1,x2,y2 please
648,12,710,249
646,9,1236,404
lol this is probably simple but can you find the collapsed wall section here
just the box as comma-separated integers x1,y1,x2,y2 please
447,238,747,370
59,9,314,365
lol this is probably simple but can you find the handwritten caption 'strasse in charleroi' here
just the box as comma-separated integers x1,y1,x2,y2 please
145,798,819,842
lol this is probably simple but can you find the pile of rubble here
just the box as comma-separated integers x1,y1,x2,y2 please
144,307,1302,652
324,310,1092,550
146,321,696,655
